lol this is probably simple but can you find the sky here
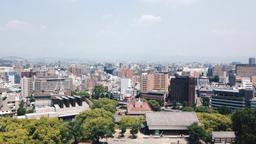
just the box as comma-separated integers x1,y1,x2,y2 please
0,0,255,62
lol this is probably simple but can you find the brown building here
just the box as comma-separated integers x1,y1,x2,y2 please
236,64,256,77
169,75,196,106
68,65,82,76
118,68,133,79
126,101,151,115
140,73,169,93
140,73,154,93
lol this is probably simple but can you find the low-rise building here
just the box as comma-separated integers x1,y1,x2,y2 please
126,100,151,115
210,88,254,110
211,131,235,144
145,112,199,135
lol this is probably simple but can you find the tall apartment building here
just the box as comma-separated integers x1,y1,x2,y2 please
140,73,154,93
68,65,82,76
236,64,256,77
118,68,133,79
21,76,73,97
169,75,196,106
33,77,72,96
153,73,169,91
140,73,169,93
21,77,33,97
249,57,256,65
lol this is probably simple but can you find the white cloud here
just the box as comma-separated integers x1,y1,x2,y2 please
137,14,162,26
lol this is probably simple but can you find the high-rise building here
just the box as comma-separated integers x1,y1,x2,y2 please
249,57,256,65
153,72,169,92
140,73,169,93
169,75,196,106
121,78,132,94
68,65,82,76
118,68,133,79
236,64,256,77
21,77,33,97
140,73,154,93
33,77,73,96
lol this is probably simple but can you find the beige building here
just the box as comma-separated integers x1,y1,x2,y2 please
140,73,169,93
33,77,73,96
236,64,256,77
21,77,33,97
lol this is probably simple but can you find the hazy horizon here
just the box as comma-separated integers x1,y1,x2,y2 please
0,0,255,62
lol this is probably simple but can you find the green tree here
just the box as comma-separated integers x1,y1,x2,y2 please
92,85,111,99
231,108,256,144
201,97,210,106
209,75,219,83
148,100,161,111
217,106,232,115
26,117,64,144
0,117,68,144
118,117,143,138
197,113,232,134
195,106,215,113
92,98,117,113
74,108,115,143
72,90,90,98
188,123,208,144
181,106,195,112
17,100,26,116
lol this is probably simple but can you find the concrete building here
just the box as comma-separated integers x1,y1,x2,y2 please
120,78,132,95
33,77,72,96
249,57,256,65
250,97,256,108
140,73,169,93
236,64,256,77
118,68,133,79
68,65,82,76
153,73,169,92
169,76,196,106
140,73,154,93
0,92,20,115
21,77,33,97
210,88,254,110
145,112,199,135
211,131,235,144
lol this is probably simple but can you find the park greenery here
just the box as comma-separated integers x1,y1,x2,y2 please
0,117,70,144
188,123,208,144
231,108,256,144
118,116,144,138
16,100,27,116
92,98,118,113
92,85,112,99
71,90,90,98
196,112,232,134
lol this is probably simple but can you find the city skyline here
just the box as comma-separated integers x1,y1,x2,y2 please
0,0,255,61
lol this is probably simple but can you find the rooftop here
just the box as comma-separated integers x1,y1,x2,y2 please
145,112,199,130
212,131,235,138
127,101,151,115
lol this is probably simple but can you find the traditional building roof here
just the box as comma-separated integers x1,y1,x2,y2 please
145,112,199,130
